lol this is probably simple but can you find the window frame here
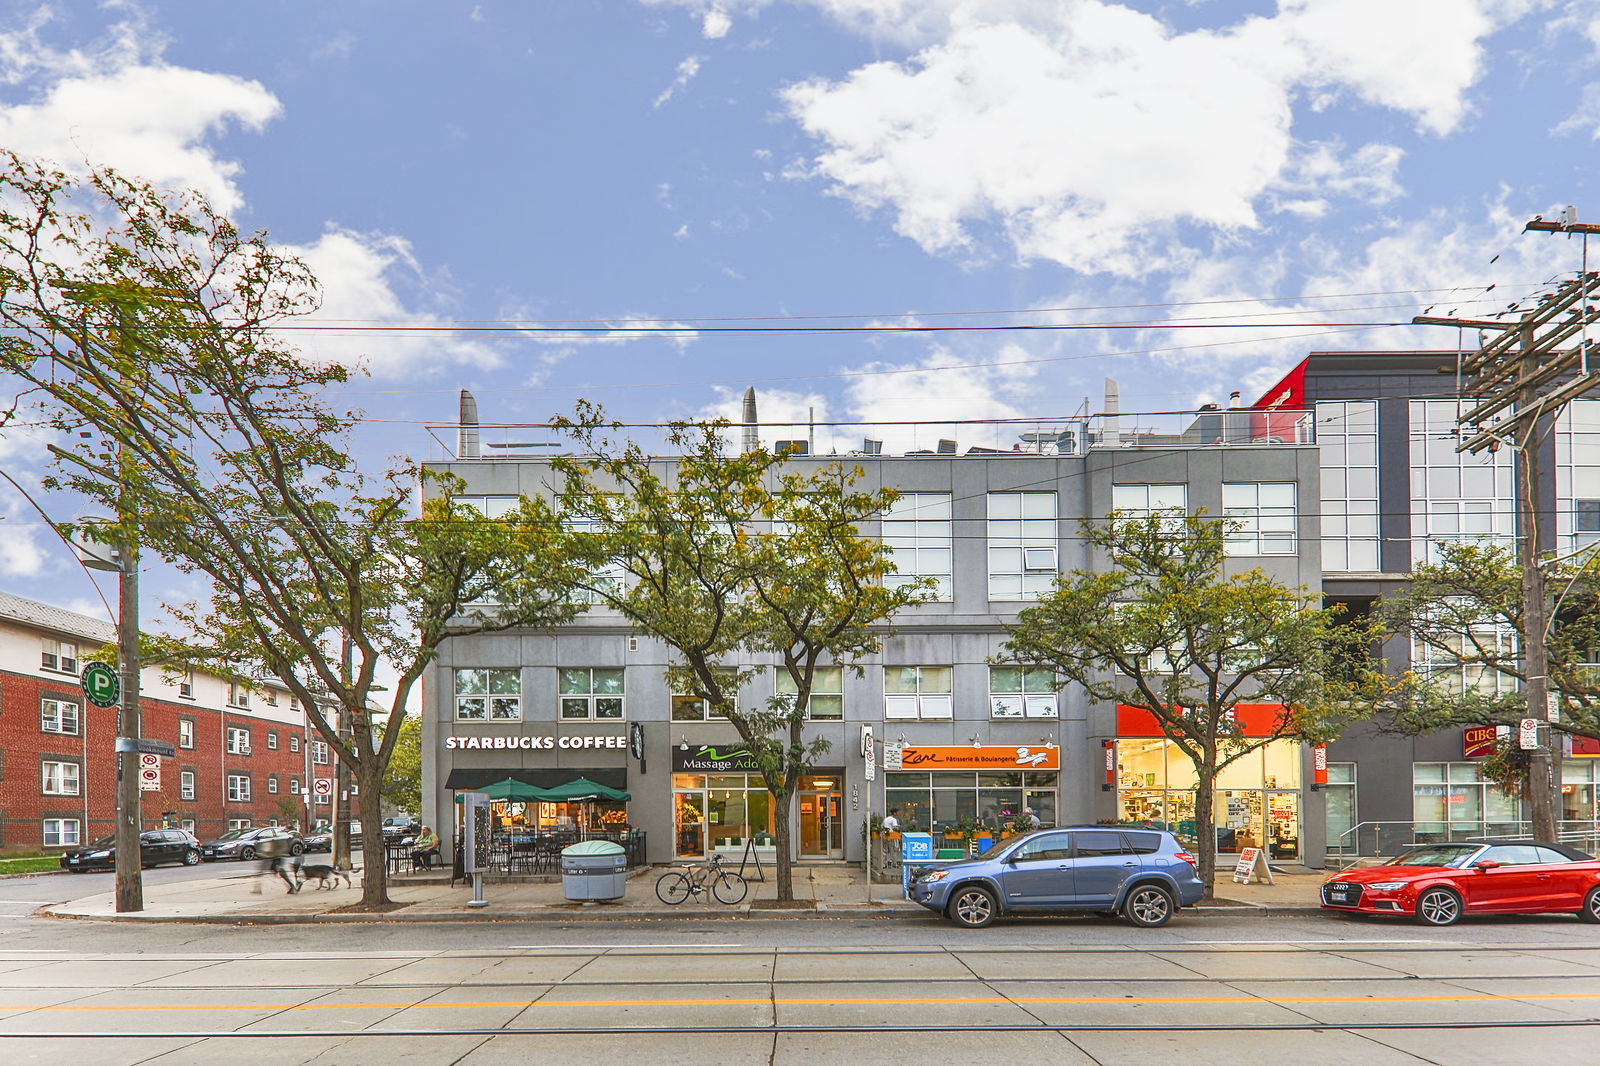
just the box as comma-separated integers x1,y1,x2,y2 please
987,491,1058,601
178,718,196,749
226,727,251,755
40,698,81,736
42,818,80,847
454,667,523,722
988,666,1059,719
1222,481,1298,556
559,667,626,720
226,774,252,803
42,759,81,796
883,666,954,720
776,666,844,721
180,770,196,801
882,492,953,602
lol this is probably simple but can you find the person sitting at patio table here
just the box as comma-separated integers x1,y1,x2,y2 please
411,825,441,869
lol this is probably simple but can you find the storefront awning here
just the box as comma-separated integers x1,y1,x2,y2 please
444,767,629,792
539,776,631,802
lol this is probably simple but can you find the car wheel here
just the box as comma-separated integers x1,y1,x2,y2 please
290,842,304,856
1581,886,1600,924
948,885,998,929
182,849,201,866
1123,884,1175,928
1415,887,1463,926
240,847,256,861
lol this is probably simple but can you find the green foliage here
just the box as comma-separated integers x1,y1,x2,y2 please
1376,541,1600,738
549,403,934,897
274,796,302,827
381,714,423,816
0,153,587,906
1000,510,1385,889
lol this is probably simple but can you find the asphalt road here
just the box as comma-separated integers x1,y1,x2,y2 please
2,909,1600,1063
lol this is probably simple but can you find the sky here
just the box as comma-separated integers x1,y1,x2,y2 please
2,0,1600,621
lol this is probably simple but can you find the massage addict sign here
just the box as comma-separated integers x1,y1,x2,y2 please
672,743,762,773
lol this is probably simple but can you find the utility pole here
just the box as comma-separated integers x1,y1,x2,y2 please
1415,223,1600,840
114,534,143,913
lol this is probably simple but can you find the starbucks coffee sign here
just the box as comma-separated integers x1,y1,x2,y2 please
446,732,627,751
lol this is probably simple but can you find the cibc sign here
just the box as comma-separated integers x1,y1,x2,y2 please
1463,725,1505,759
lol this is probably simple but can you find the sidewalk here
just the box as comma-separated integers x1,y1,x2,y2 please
41,862,1326,924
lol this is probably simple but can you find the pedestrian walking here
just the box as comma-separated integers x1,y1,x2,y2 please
256,832,298,893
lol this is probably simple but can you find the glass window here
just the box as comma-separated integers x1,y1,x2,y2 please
40,699,80,735
1317,400,1381,572
40,639,77,672
776,666,843,720
1014,833,1072,862
671,669,735,720
455,668,522,721
227,727,251,754
1411,762,1520,841
1222,482,1297,555
179,719,195,749
989,666,1058,718
227,775,251,803
560,667,625,719
42,760,80,796
1557,401,1600,554
565,515,625,605
882,493,953,601
267,731,278,750
267,775,279,795
1412,611,1518,697
987,492,1057,600
1111,484,1188,525
290,735,300,753
180,771,196,801
883,666,953,719
1072,831,1128,857
1411,399,1515,565
42,819,80,847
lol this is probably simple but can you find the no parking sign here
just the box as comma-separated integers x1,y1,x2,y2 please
139,753,160,792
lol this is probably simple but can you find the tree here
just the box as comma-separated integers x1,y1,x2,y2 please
999,511,1383,895
0,152,586,907
1375,540,1600,829
381,714,423,817
550,405,932,901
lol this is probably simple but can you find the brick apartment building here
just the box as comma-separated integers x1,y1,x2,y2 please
0,591,340,851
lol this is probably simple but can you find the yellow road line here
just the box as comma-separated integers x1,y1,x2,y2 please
11,991,1600,1012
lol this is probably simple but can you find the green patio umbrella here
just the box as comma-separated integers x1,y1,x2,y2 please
539,776,631,802
478,778,558,802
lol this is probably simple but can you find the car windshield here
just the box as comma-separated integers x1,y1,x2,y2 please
87,836,115,849
213,829,249,841
1384,844,1480,868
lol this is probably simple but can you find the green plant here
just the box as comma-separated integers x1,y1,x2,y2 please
951,816,984,841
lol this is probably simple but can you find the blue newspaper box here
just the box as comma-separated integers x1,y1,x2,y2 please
900,832,935,896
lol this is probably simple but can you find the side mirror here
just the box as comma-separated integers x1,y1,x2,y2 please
1473,859,1502,871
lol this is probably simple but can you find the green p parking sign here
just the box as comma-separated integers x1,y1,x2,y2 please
81,661,120,708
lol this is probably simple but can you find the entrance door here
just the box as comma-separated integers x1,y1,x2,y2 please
798,789,843,858
674,791,706,858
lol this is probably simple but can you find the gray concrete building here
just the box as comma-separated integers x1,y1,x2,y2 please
420,401,1329,868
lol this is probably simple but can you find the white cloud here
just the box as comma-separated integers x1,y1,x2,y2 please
0,11,279,214
702,7,733,38
283,229,505,376
841,343,1040,452
758,0,1525,276
654,55,703,108
695,386,838,450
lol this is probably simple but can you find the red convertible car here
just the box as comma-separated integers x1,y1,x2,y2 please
1321,840,1600,926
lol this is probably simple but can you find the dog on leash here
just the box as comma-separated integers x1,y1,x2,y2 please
294,861,355,890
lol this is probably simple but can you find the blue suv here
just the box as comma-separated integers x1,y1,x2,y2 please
908,826,1205,928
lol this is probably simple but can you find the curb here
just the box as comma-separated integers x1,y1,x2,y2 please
40,900,1326,925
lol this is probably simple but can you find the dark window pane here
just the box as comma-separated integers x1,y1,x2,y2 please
1072,831,1128,857
1122,831,1161,855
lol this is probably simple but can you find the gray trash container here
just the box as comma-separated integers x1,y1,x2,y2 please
560,839,628,901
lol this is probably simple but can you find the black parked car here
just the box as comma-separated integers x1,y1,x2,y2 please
60,829,202,872
381,817,419,839
199,825,304,862
302,822,363,853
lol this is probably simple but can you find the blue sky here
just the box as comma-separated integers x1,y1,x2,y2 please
3,0,1600,617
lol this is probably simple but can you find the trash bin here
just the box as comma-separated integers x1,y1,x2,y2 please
560,840,628,901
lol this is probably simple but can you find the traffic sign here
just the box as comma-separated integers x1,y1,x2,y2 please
139,752,160,792
81,661,120,708
313,778,333,797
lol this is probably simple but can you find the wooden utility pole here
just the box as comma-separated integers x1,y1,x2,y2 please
1415,219,1600,839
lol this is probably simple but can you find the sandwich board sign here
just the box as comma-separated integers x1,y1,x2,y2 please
1231,846,1274,885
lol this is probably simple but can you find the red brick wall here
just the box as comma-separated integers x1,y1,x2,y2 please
0,669,316,849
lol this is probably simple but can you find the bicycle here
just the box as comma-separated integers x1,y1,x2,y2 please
654,852,749,905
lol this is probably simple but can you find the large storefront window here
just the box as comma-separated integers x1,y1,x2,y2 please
884,771,1058,833
1115,737,1303,859
1561,757,1600,835
1412,762,1520,841
672,773,775,858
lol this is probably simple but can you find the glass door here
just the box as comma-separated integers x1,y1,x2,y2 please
674,790,706,858
798,784,843,858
